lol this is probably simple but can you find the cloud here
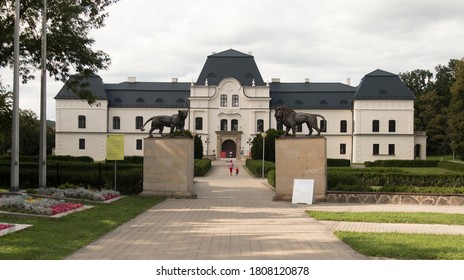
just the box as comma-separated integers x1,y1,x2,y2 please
1,0,464,120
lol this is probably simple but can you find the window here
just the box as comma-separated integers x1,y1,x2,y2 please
340,144,346,154
220,119,228,131
232,94,239,107
340,120,347,133
79,139,85,150
320,120,327,132
220,94,227,107
389,144,395,155
135,116,143,129
113,116,120,129
195,117,203,130
257,119,264,132
389,120,396,132
231,119,238,131
136,139,143,150
78,115,86,129
372,120,379,132
373,144,379,155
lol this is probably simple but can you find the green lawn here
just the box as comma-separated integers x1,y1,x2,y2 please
0,196,165,260
307,211,464,225
335,232,464,260
309,211,464,259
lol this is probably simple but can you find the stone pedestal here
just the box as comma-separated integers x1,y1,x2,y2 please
141,137,196,198
274,137,327,202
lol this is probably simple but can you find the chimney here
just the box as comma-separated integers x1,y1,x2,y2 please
128,77,136,83
305,78,310,83
171,77,178,83
346,78,351,86
271,78,280,83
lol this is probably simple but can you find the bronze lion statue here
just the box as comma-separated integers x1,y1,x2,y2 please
274,106,326,136
141,109,188,137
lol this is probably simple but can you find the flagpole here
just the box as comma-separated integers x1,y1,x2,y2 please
39,0,47,188
10,0,20,192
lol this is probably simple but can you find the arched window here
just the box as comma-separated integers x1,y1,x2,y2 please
232,94,239,107
372,120,380,132
340,120,347,133
155,98,164,104
231,119,238,131
220,94,227,107
176,98,185,104
114,98,122,103
389,120,396,132
295,100,303,106
257,119,264,132
220,119,228,131
136,98,145,103
319,100,328,105
195,117,203,130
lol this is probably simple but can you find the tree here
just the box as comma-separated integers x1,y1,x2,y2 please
0,90,12,154
251,129,284,162
448,60,464,159
194,134,203,159
0,0,119,103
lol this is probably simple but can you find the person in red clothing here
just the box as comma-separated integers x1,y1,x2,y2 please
228,160,234,176
235,166,239,176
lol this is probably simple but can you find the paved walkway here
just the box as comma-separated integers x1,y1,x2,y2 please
66,160,367,260
66,160,464,260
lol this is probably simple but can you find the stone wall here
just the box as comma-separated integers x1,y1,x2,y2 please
326,191,464,206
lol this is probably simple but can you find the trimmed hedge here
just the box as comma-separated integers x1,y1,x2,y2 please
364,160,439,167
438,161,464,172
245,159,276,178
0,155,94,163
327,158,351,167
194,158,212,176
267,170,276,187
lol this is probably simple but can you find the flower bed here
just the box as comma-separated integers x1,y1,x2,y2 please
37,187,120,201
0,224,13,231
0,195,83,216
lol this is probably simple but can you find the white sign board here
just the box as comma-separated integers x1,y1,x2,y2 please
292,179,314,204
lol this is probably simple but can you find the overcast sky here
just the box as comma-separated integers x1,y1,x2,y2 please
1,0,464,120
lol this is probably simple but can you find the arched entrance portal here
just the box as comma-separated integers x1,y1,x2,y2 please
221,140,236,158
216,131,243,159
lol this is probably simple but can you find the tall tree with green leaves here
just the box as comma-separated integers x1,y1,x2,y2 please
448,59,464,159
0,0,119,103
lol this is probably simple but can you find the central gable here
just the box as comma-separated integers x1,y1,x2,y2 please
196,49,265,86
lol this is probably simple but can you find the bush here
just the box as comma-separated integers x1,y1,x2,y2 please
438,161,464,172
245,159,275,178
194,158,212,176
267,170,276,188
327,158,351,167
327,171,359,188
364,160,439,167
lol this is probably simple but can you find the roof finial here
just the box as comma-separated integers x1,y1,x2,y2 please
205,79,208,86
252,79,255,87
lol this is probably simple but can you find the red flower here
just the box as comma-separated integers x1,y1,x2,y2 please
0,224,13,231
51,203,84,215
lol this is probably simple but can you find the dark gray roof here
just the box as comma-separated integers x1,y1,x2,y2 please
54,75,107,100
196,49,265,86
270,82,356,109
105,82,190,108
354,69,415,100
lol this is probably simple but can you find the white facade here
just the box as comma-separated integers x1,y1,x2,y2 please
54,50,426,163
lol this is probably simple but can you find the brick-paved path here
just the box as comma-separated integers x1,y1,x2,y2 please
66,160,367,260
66,160,464,260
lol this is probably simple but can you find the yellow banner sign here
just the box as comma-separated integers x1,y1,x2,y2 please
106,134,124,160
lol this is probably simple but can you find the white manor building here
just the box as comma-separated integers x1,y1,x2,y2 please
54,49,427,163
